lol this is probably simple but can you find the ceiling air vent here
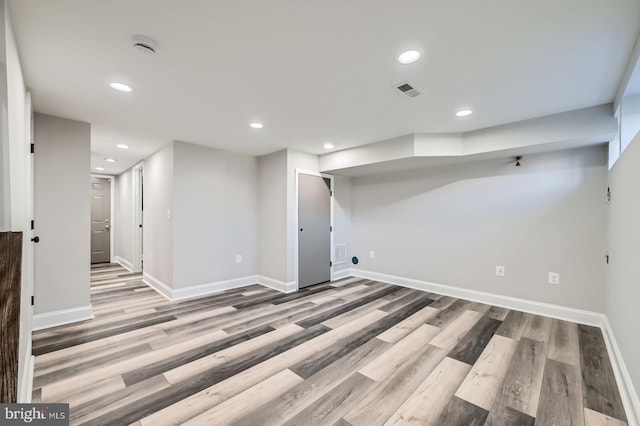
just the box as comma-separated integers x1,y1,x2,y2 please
395,81,421,98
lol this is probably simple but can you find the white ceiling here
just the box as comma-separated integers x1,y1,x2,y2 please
8,0,640,174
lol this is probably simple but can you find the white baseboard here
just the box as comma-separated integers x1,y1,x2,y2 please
143,272,264,301
18,342,33,403
33,305,94,331
172,276,258,301
144,273,298,298
257,275,297,293
351,268,603,326
114,256,135,273
332,268,351,281
601,317,640,425
142,272,173,301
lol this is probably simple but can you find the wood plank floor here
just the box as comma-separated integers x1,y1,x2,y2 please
31,264,629,425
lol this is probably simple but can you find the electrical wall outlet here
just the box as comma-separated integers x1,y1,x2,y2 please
370,251,376,259
236,254,242,264
496,265,505,276
548,272,560,285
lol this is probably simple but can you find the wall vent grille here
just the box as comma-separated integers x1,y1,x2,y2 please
334,244,347,264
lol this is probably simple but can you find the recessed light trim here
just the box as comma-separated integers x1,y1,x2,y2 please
104,158,117,163
323,143,334,150
110,82,133,92
116,144,129,149
456,109,473,117
250,122,264,129
398,50,420,64
95,167,105,171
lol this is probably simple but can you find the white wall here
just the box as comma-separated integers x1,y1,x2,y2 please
257,149,322,286
6,7,25,234
351,145,608,312
33,113,91,315
333,175,352,275
114,167,134,267
172,141,258,288
133,145,340,291
257,150,287,282
142,142,174,287
606,130,640,398
257,149,346,286
620,93,640,153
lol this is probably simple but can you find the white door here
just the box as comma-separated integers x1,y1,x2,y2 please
298,173,331,288
90,177,111,264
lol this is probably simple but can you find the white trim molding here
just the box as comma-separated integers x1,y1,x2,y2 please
257,275,297,293
142,272,173,301
331,268,351,281
351,268,603,326
115,256,135,273
33,305,94,331
132,162,144,273
18,351,33,403
143,273,283,301
601,317,640,425
172,276,258,301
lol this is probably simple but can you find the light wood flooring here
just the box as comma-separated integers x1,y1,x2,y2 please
31,263,629,425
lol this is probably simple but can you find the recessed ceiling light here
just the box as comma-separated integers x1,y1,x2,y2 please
456,109,473,117
95,167,105,171
398,50,420,64
109,82,132,93
104,158,117,163
250,122,264,129
323,143,334,150
116,144,129,149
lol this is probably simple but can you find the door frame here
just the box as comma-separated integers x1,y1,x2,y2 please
132,162,144,273
90,174,115,263
21,92,35,403
295,169,334,290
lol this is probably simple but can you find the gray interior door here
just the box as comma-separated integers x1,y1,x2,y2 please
298,174,331,288
91,177,111,264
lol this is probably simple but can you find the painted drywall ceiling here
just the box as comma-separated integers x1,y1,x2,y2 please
8,0,640,174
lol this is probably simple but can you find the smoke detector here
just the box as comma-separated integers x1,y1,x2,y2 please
132,35,157,54
395,81,421,98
